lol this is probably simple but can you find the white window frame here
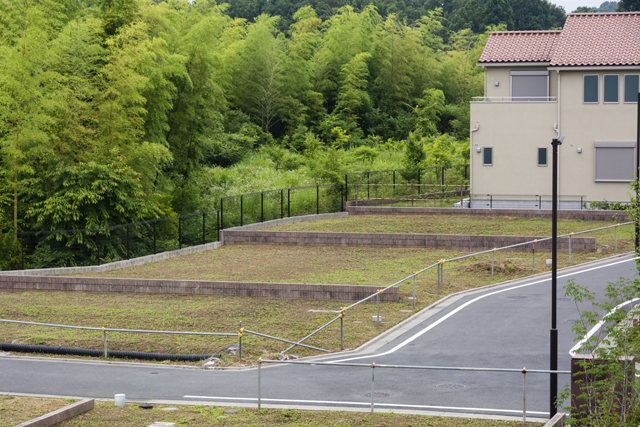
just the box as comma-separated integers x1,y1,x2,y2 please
583,74,599,104
510,70,549,101
603,74,619,104
624,74,640,104
483,147,493,166
537,147,548,167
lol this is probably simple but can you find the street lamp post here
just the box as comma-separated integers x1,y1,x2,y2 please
550,135,563,418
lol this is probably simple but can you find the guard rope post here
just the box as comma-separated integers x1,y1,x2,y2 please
102,327,107,358
239,322,244,361
532,240,537,271
370,362,376,415
522,367,527,424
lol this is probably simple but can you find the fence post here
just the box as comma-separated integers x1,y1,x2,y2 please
178,216,182,250
411,183,414,207
355,184,358,207
412,274,416,307
97,232,100,265
491,249,495,280
370,362,376,415
317,185,319,215
103,327,107,358
345,174,348,201
202,212,206,245
418,168,421,194
460,184,463,208
217,210,220,242
261,192,264,223
393,170,395,198
126,225,130,260
220,199,224,230
287,189,290,217
153,222,156,255
615,224,619,252
532,240,536,270
569,233,572,264
367,172,370,199
539,195,542,210
280,189,284,219
20,233,24,270
340,311,344,351
490,194,493,209
241,195,244,226
258,359,262,411
522,367,527,424
82,231,85,267
239,322,243,361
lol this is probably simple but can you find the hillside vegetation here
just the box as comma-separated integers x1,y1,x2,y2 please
1,0,516,238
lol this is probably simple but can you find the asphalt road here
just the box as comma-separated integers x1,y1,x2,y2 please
1,254,637,418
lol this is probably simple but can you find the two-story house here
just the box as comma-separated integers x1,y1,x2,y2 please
470,12,640,208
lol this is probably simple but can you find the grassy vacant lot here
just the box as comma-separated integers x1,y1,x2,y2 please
266,214,630,238
3,215,631,363
0,395,75,427
0,289,433,364
58,401,542,427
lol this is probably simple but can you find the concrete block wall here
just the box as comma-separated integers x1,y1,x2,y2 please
0,275,398,303
345,206,630,222
223,230,596,253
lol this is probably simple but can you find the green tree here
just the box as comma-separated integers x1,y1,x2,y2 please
335,52,372,128
483,0,515,30
617,0,640,10
0,0,64,232
572,6,599,11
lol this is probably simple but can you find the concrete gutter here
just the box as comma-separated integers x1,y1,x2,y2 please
15,398,94,427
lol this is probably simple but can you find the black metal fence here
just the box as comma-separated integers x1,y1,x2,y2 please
1,165,471,271
344,164,470,202
220,184,345,229
0,211,220,271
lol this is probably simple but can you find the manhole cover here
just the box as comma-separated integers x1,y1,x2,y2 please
507,295,528,299
557,297,572,302
435,383,466,390
150,372,159,375
361,392,390,398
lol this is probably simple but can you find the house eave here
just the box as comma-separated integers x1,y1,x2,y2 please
548,65,640,70
477,61,551,67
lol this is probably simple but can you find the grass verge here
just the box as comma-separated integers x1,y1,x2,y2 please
57,401,543,426
265,214,630,237
0,395,75,427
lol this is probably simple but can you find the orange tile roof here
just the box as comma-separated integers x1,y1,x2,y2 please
551,12,640,66
479,13,640,67
478,31,561,63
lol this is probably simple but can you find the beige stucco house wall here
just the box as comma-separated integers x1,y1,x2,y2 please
470,14,640,206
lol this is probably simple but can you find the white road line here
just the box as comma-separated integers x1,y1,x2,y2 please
331,257,638,363
183,395,547,415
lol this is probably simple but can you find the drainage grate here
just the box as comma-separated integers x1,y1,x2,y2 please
361,392,390,398
557,297,572,302
436,383,466,390
507,295,529,300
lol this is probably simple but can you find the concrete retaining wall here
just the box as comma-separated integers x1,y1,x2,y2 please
16,399,94,427
0,275,398,302
223,230,596,253
345,206,630,222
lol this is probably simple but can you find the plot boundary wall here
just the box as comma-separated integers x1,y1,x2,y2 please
0,275,398,302
223,230,596,252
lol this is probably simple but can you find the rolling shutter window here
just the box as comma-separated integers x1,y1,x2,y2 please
511,71,548,101
594,142,635,182
625,74,639,103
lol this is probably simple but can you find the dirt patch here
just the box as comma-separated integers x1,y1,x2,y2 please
461,261,528,275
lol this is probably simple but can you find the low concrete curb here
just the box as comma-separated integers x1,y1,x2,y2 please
543,412,565,427
15,398,94,427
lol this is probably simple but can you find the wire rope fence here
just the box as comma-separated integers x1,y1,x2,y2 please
257,359,571,422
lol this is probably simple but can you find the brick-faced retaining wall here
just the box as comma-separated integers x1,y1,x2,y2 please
0,275,398,303
345,205,630,222
223,230,596,252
